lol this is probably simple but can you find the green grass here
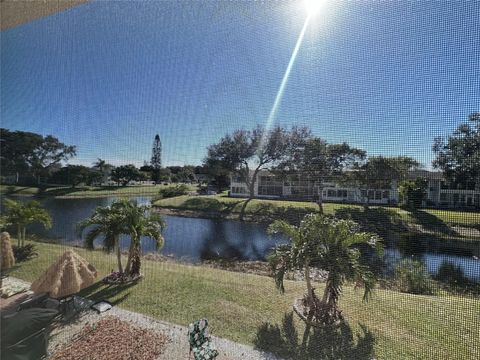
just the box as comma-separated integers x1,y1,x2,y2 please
422,208,480,226
1,184,197,198
9,241,479,359
0,185,41,195
154,194,480,228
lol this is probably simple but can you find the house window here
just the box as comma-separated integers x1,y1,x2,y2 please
382,191,390,199
327,189,336,197
232,175,244,183
375,191,382,200
232,187,246,194
440,193,447,201
292,187,310,196
258,185,282,196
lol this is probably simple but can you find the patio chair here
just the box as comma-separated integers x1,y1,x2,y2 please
188,318,219,360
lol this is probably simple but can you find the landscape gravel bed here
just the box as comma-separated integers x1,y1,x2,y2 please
47,304,282,360
50,316,169,360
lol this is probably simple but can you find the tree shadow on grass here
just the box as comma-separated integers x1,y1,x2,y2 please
4,186,33,195
254,312,375,360
241,202,310,224
182,197,244,214
335,207,409,237
77,281,137,306
409,210,457,235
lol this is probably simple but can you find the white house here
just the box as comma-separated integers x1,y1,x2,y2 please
230,170,480,209
411,170,480,208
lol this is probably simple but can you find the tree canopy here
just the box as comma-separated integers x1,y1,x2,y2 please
205,126,310,196
278,137,366,212
0,129,76,184
49,165,101,188
110,164,145,186
433,112,480,185
345,156,419,206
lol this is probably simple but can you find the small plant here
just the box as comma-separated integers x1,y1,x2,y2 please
394,259,434,295
157,184,190,199
12,243,38,262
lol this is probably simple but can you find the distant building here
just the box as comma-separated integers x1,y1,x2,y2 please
410,170,480,208
229,170,480,209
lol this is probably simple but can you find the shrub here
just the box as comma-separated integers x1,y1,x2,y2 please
399,178,428,210
158,184,190,199
12,244,38,262
394,259,434,295
435,261,468,286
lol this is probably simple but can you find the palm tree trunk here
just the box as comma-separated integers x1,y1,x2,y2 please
22,227,26,247
322,275,330,304
304,260,314,301
17,225,21,246
130,245,141,276
124,241,134,274
115,236,123,273
316,185,324,214
126,234,141,276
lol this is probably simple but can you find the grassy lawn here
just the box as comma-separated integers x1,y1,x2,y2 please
0,184,197,198
154,194,480,229
0,185,41,196
9,241,479,359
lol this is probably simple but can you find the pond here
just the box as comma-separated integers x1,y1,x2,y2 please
12,195,480,282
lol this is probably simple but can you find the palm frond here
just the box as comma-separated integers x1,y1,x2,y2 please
84,226,104,249
267,244,293,293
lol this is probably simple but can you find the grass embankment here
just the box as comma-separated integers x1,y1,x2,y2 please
154,194,480,236
0,184,197,198
9,241,479,359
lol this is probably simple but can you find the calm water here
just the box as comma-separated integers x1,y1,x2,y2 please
14,196,480,281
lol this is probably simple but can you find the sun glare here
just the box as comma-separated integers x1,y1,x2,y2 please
304,0,325,16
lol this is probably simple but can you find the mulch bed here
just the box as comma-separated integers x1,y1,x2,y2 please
50,316,170,360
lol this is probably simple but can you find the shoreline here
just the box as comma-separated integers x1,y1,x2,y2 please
3,191,161,199
154,207,272,224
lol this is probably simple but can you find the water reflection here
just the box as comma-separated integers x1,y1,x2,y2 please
10,195,480,281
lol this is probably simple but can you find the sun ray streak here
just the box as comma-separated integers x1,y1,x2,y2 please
260,15,312,148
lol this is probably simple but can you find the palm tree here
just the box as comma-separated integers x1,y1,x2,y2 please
4,199,52,246
77,201,128,273
122,201,166,276
93,158,113,184
268,213,383,325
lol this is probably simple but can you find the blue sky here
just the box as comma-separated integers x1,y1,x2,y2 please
2,1,479,168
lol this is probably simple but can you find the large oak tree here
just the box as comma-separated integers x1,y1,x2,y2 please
433,112,480,186
204,126,310,218
0,128,76,184
278,138,366,213
345,156,419,207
